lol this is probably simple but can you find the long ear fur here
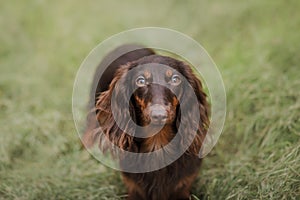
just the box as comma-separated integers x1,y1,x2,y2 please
95,64,138,153
176,63,210,155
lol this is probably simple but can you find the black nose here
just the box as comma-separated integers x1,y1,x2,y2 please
150,104,167,125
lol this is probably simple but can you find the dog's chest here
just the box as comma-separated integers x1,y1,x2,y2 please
122,153,202,195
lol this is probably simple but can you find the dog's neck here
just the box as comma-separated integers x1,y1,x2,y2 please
136,125,176,153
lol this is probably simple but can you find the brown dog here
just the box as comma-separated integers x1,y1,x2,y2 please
83,45,209,200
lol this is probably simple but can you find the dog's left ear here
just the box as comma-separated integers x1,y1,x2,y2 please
176,63,210,155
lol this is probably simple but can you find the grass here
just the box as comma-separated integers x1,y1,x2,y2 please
0,0,299,199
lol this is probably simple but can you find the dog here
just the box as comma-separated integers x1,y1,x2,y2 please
82,44,210,200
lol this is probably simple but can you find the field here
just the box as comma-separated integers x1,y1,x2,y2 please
0,0,299,199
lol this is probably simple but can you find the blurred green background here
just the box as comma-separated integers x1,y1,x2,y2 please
0,0,299,199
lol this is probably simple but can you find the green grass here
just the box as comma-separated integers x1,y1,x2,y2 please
0,0,299,199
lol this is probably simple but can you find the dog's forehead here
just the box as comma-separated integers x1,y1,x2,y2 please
137,63,175,78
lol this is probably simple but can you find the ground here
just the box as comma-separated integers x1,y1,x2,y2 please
0,0,299,199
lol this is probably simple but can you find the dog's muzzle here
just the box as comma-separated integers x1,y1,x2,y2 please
149,104,168,125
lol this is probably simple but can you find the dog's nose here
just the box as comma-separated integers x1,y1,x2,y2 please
150,104,167,124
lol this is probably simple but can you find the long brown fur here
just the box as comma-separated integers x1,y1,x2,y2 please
83,45,210,200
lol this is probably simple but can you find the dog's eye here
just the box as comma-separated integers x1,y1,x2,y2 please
136,76,146,87
170,75,181,85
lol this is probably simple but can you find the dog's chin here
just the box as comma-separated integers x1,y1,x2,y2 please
136,121,166,136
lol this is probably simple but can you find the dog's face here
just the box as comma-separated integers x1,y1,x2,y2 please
95,55,209,152
127,64,184,127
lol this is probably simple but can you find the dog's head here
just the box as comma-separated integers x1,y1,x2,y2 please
96,55,209,153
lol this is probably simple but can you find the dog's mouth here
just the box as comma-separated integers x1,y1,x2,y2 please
150,117,167,126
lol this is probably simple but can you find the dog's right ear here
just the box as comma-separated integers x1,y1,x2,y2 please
96,64,130,127
95,63,137,151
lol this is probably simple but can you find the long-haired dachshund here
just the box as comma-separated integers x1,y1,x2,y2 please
82,44,210,200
